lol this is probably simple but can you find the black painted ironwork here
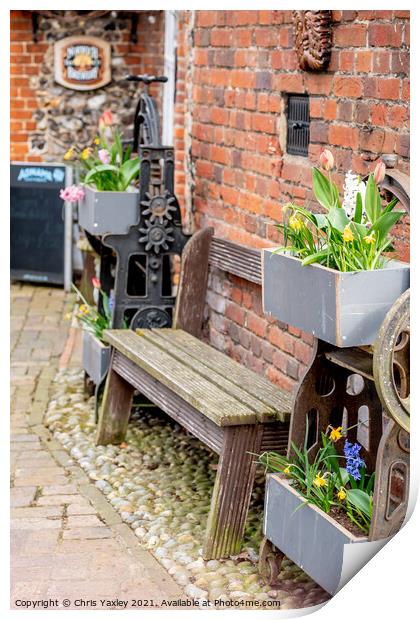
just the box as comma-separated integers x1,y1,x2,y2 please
102,145,190,329
126,74,168,151
287,94,310,157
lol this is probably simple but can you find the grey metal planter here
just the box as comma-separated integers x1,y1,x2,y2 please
82,330,110,385
78,185,139,236
263,474,366,595
262,249,410,347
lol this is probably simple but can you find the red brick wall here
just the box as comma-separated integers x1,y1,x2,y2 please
183,10,410,392
10,10,164,162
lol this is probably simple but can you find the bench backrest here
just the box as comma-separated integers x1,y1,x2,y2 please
173,228,263,338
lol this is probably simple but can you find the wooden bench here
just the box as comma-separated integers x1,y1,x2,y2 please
96,229,292,559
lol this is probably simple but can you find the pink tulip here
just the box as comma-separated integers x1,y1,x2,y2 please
373,160,386,185
99,109,113,128
98,149,111,165
59,185,85,203
91,277,101,289
319,149,334,171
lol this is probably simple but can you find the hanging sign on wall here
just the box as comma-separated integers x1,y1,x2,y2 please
54,36,111,91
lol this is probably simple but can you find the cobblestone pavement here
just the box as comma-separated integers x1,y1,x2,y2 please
10,284,185,610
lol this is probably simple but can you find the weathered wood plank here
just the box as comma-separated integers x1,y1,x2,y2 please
111,352,224,454
96,349,135,446
325,348,374,381
209,237,262,284
103,330,258,426
153,329,292,419
173,227,214,337
203,424,264,559
140,329,279,422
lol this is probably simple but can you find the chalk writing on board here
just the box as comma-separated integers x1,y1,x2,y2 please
17,167,65,184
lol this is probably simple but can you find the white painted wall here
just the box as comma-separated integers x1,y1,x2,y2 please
162,10,177,146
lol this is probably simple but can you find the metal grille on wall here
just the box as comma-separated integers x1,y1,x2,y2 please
287,94,310,157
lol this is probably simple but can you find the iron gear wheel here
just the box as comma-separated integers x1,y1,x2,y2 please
138,219,175,253
141,191,177,224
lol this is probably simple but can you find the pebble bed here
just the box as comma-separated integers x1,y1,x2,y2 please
45,368,330,610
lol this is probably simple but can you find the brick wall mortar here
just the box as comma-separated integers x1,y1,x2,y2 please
10,10,164,162
183,10,410,394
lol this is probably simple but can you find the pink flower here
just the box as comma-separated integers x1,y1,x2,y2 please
320,149,334,171
59,185,85,203
98,149,111,165
99,110,113,128
91,277,101,289
373,160,386,185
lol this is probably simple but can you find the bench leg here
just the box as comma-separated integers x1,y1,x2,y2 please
203,425,263,560
95,352,134,446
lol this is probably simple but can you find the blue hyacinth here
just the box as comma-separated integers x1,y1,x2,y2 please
344,440,366,481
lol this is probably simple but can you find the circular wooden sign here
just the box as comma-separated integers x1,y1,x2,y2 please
54,35,111,91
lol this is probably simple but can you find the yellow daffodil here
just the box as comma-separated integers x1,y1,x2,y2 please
284,465,292,475
342,225,354,243
329,426,343,442
289,214,303,232
364,232,376,245
64,146,75,160
337,488,347,501
94,137,100,145
81,147,92,160
313,473,327,488
79,304,90,315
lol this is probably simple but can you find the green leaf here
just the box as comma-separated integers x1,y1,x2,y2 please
371,210,405,243
301,249,329,266
119,157,140,190
312,168,336,211
326,205,350,232
354,192,363,223
339,467,350,487
313,213,328,229
364,174,380,224
346,489,372,518
352,222,368,241
84,164,119,185
382,197,399,214
123,143,133,163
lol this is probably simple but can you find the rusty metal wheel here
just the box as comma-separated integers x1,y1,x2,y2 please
258,537,285,587
373,289,410,433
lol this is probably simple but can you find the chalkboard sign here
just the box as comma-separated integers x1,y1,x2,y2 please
11,162,71,285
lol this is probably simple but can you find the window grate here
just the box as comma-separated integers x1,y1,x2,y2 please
287,95,310,156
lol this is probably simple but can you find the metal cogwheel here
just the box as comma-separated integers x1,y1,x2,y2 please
373,289,410,433
130,307,172,329
138,219,175,254
140,191,177,224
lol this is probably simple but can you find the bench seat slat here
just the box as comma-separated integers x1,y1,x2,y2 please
152,328,292,418
139,328,281,423
104,329,260,426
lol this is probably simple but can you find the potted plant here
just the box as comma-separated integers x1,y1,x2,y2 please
60,110,140,236
72,278,114,385
259,425,375,594
262,152,409,346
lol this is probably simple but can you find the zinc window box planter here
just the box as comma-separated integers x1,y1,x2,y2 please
82,330,110,385
78,185,139,236
263,474,367,595
261,250,410,347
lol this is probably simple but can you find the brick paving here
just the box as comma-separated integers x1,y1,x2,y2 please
10,283,185,610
